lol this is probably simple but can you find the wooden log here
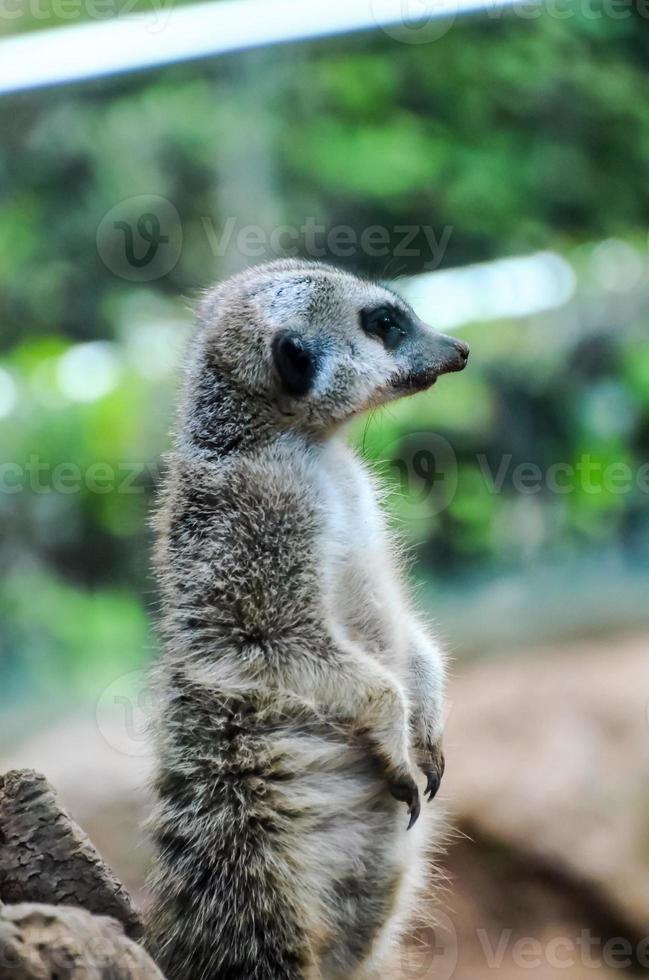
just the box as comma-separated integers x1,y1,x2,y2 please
0,770,142,940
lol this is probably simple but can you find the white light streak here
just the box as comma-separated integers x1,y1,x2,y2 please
0,0,537,95
398,251,577,329
0,368,18,418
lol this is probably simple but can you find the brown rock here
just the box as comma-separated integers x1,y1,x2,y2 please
444,631,649,932
0,904,164,979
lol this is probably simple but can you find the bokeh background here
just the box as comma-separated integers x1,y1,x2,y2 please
1,2,649,977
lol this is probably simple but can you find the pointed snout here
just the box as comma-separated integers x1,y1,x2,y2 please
435,332,470,376
389,320,470,396
400,328,469,392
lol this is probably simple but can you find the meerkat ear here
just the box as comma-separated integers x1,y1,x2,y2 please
272,331,318,397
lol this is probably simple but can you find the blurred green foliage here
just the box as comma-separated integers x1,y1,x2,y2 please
1,6,649,709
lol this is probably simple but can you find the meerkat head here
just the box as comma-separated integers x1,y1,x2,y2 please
192,259,469,440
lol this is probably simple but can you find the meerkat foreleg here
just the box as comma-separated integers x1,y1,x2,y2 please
405,623,446,802
266,639,422,828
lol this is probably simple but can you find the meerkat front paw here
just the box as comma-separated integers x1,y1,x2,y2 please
415,737,445,803
387,766,421,830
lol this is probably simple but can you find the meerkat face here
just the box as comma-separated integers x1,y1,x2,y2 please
199,259,469,433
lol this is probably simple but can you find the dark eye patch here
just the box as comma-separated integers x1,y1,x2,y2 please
360,305,410,351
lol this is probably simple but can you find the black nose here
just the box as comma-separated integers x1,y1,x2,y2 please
453,338,470,367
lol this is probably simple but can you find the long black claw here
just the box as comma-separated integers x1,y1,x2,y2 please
425,772,440,802
407,797,421,830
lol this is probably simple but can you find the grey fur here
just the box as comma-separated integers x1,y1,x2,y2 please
146,260,468,980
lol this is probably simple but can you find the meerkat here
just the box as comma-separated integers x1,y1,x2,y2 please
146,259,469,980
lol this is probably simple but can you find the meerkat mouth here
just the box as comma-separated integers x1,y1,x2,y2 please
391,367,439,393
391,341,470,394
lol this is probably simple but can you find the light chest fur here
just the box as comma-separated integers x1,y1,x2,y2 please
315,439,408,672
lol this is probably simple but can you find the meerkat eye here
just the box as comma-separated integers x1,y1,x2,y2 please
360,306,408,351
